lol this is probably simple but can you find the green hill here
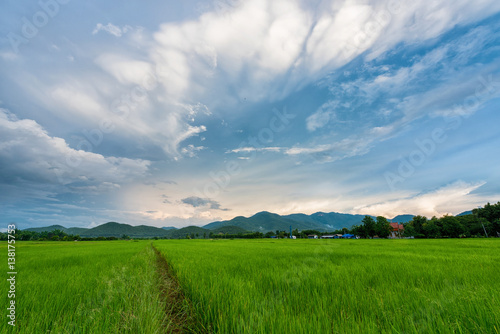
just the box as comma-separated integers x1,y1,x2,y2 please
205,211,324,232
390,214,415,223
65,227,90,235
285,212,369,230
457,211,473,216
79,222,169,238
164,226,209,239
205,211,367,232
211,226,249,235
25,225,68,233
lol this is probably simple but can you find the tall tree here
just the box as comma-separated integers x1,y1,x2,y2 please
375,216,392,238
440,215,464,238
423,219,441,238
362,216,376,238
350,224,366,238
410,215,428,238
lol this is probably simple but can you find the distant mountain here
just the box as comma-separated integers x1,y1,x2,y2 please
205,211,308,232
78,222,170,238
25,222,170,238
457,211,473,216
285,212,370,231
25,225,67,233
204,211,366,232
164,226,209,239
65,227,91,235
211,226,248,235
390,215,415,223
22,211,419,237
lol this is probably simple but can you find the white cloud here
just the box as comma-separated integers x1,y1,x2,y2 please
352,181,488,218
228,146,282,154
285,136,375,163
0,109,150,189
306,101,338,132
50,85,105,120
92,23,132,37
181,144,205,158
16,0,500,163
95,54,154,86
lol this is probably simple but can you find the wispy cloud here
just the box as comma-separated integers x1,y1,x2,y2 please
92,23,132,37
352,181,487,218
227,147,283,154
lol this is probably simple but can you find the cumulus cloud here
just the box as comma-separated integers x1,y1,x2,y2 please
0,109,150,189
181,196,228,211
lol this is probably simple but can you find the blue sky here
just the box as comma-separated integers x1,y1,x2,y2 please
1,0,499,229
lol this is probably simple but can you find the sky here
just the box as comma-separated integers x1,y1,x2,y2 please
1,0,500,229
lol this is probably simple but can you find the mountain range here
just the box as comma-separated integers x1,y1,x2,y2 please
24,211,417,238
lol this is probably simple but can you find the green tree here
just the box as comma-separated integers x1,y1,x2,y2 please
350,224,367,238
440,215,464,238
473,202,500,223
375,216,392,238
362,216,376,238
492,219,500,237
409,215,427,238
265,231,276,238
423,218,441,238
403,223,415,237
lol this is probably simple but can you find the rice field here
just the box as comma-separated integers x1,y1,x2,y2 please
0,241,173,333
154,239,500,334
2,239,499,333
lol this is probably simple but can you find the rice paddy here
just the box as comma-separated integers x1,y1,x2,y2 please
2,239,499,333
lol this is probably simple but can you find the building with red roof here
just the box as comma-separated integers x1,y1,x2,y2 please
389,223,404,238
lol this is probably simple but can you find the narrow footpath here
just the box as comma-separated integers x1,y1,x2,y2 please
152,244,208,333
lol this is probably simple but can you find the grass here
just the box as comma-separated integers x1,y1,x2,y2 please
1,239,499,333
0,241,169,333
153,239,500,334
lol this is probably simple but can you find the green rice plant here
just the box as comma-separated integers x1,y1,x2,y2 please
154,239,500,334
1,241,168,333
2,239,499,333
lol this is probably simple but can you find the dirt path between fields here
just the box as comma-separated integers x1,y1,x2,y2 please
152,244,208,333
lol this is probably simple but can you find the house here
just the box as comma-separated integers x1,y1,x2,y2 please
333,234,343,239
321,235,334,239
390,223,404,238
341,234,356,239
307,234,318,239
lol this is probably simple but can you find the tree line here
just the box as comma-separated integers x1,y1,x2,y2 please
349,202,500,238
0,229,133,241
401,202,500,238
